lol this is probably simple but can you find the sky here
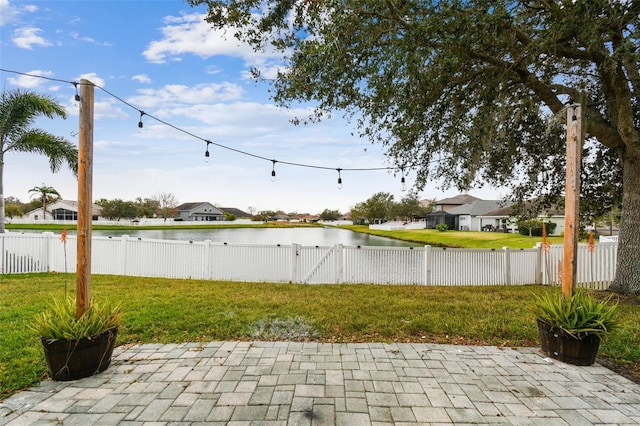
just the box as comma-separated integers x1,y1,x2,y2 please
0,0,506,215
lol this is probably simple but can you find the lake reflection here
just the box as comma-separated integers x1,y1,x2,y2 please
91,227,419,247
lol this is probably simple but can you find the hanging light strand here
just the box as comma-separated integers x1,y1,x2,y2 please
0,67,427,191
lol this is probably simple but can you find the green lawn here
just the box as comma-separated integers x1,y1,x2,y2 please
1,273,638,400
339,225,565,248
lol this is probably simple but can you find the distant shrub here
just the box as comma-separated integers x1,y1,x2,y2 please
517,220,556,237
436,223,448,232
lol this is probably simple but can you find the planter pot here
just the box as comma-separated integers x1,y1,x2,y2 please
537,320,600,366
41,327,118,381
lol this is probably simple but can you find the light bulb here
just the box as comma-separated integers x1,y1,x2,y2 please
271,170,277,182
401,176,407,191
337,177,343,190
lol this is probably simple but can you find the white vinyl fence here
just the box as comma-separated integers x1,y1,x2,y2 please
0,232,618,289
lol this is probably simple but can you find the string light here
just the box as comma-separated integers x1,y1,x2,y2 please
72,82,80,101
400,167,407,191
204,140,212,161
0,68,443,190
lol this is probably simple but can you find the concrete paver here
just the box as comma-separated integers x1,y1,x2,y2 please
1,342,639,425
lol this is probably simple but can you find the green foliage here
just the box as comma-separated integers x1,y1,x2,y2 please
534,289,617,338
435,223,448,232
97,198,140,220
4,203,23,218
30,297,121,341
517,220,557,237
350,192,427,223
0,89,77,232
351,192,396,223
394,191,429,220
224,212,237,221
319,208,341,221
187,0,640,294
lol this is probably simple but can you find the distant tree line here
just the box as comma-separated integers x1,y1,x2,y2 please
350,191,430,224
4,191,179,221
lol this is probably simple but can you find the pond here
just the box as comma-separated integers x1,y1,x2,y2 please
89,227,420,247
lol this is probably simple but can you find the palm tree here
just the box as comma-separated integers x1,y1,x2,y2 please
28,184,61,220
0,89,78,232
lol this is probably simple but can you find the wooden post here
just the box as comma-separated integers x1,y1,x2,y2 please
562,104,582,298
76,79,94,318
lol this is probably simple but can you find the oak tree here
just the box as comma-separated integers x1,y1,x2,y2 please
189,0,640,293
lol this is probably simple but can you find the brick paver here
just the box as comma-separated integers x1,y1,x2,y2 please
1,342,639,425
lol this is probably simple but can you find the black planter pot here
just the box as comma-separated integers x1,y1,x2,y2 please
537,320,600,366
41,327,118,381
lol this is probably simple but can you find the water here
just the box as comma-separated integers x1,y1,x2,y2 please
89,227,419,247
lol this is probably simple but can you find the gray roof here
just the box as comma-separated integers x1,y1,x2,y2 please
219,207,251,217
448,200,508,216
435,194,481,206
482,200,564,217
176,202,217,211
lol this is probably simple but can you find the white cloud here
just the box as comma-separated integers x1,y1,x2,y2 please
69,31,94,43
12,26,51,49
126,82,244,109
77,73,105,87
142,12,279,65
132,74,152,84
0,0,18,26
6,69,53,88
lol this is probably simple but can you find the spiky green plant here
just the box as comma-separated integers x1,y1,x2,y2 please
534,289,617,339
30,297,121,341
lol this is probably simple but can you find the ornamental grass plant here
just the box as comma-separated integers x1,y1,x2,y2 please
30,297,121,342
534,289,618,339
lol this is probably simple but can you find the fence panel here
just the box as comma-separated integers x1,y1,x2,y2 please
1,233,51,274
208,244,293,282
298,245,342,284
541,243,618,289
429,248,506,286
509,249,540,285
343,246,425,285
0,232,620,288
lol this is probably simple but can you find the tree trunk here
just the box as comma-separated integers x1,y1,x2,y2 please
609,154,640,295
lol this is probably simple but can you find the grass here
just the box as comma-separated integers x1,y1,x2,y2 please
1,273,639,400
339,225,565,248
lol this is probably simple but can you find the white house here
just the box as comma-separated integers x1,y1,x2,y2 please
26,200,103,221
479,203,565,235
175,202,225,221
447,200,508,231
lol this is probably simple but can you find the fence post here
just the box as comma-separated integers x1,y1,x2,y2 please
291,243,300,283
503,247,511,285
424,245,431,285
120,235,129,276
335,244,343,284
204,240,212,280
534,242,542,284
43,232,55,272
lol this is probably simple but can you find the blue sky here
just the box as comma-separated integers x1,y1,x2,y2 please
0,0,504,214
